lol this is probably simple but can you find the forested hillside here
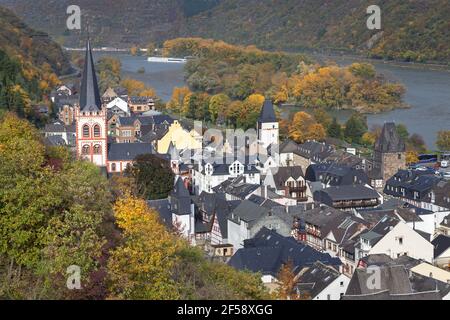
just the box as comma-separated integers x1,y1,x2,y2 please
1,0,449,63
0,7,71,123
184,0,450,63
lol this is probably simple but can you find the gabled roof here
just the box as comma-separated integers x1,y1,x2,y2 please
102,87,117,99
432,234,450,258
107,143,154,161
229,228,341,277
295,261,343,298
147,199,172,229
374,122,406,153
314,184,380,202
228,200,270,226
79,39,102,112
172,177,190,198
212,176,260,199
271,166,304,189
258,100,277,123
279,139,300,154
170,177,191,216
343,265,443,300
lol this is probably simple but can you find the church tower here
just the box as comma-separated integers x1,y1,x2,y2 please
257,99,279,148
374,122,406,182
75,39,108,167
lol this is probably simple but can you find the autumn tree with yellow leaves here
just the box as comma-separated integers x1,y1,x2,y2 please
107,195,181,300
288,111,326,144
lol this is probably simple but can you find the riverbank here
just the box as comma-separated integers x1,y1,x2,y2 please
310,51,450,73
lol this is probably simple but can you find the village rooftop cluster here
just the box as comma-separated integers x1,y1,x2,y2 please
42,40,450,300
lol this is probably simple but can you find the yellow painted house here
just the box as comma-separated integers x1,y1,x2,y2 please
157,120,202,154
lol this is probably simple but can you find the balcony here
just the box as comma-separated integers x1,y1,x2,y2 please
288,186,307,193
333,199,379,209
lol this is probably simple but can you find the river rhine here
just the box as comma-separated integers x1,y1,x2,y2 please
95,52,450,150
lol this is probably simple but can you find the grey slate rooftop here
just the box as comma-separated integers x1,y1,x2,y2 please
229,227,341,277
107,143,155,161
432,234,450,258
295,261,342,299
257,100,277,123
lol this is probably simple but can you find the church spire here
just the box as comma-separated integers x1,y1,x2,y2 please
79,38,102,112
258,99,277,123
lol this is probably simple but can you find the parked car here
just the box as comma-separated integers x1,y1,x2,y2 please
441,160,449,168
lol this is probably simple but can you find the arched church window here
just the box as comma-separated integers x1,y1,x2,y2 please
93,144,101,154
83,125,90,138
94,124,101,137
82,145,90,155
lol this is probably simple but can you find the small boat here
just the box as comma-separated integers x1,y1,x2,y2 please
147,57,187,63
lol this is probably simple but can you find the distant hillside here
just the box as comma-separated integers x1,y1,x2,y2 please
184,0,450,63
0,6,71,75
0,0,220,48
0,6,71,122
1,0,449,63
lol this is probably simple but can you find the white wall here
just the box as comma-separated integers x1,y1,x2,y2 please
313,274,350,300
409,211,450,235
370,221,434,263
258,122,279,148
228,219,249,252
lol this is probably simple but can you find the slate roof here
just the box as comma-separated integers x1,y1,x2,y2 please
228,200,270,227
170,177,191,216
305,163,369,186
229,228,341,277
107,143,154,161
296,141,335,161
247,194,283,209
44,135,67,146
258,100,277,123
79,39,102,112
344,264,447,300
384,170,442,201
295,261,343,298
296,205,351,239
148,199,172,229
357,207,422,227
426,180,450,210
279,139,301,154
432,234,450,258
102,87,117,99
44,121,75,133
345,265,413,296
314,184,380,202
192,192,234,239
271,166,304,189
359,254,393,266
213,176,260,199
374,122,406,153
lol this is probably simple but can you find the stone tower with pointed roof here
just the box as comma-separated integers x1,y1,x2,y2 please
257,99,279,148
374,122,406,182
75,39,108,167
